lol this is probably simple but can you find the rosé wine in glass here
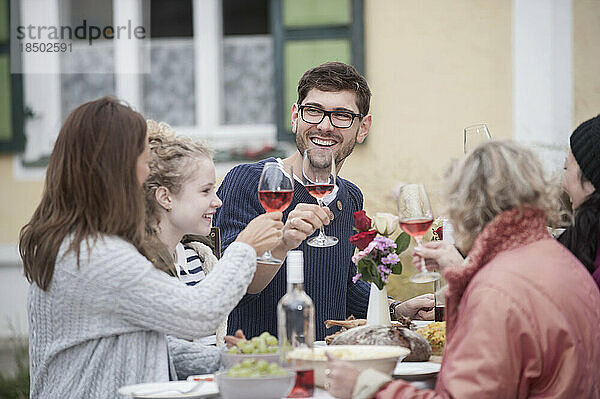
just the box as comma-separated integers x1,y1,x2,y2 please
258,190,294,212
256,162,294,264
302,148,338,247
398,184,440,283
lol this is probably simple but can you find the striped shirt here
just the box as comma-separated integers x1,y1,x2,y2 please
174,242,217,346
174,243,206,286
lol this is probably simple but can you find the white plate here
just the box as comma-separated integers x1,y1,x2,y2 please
394,361,441,380
118,380,219,398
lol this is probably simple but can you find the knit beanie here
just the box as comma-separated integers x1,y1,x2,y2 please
570,114,600,190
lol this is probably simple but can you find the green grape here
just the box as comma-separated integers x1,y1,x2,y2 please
227,346,239,354
241,345,254,354
259,331,271,339
236,368,253,377
256,360,269,372
230,363,243,371
265,336,278,346
257,342,268,353
235,339,247,348
226,359,286,377
266,362,286,376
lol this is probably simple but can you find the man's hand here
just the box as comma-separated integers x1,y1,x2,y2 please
248,204,332,293
395,293,435,320
279,203,332,252
224,329,246,348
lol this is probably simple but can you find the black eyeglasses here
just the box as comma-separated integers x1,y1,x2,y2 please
298,105,363,129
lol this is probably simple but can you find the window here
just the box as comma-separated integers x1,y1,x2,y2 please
0,0,24,153
59,0,115,121
272,0,364,141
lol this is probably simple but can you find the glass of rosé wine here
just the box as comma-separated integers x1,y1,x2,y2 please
257,162,294,264
302,148,338,247
398,184,441,283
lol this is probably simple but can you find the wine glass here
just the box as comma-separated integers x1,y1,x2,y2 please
302,148,338,247
463,123,491,154
397,184,440,283
257,162,294,264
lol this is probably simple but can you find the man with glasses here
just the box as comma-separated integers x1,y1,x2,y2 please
215,62,434,341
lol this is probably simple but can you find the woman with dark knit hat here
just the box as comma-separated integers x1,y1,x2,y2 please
559,114,600,288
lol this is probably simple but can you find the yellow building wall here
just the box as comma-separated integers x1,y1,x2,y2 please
0,156,43,243
574,0,600,126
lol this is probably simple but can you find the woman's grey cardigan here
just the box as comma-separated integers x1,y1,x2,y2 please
28,236,255,398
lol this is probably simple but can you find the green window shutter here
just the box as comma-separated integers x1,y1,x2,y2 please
0,0,24,153
282,0,351,27
271,0,364,142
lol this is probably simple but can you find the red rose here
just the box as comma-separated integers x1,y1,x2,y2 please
353,210,372,232
349,230,377,250
434,226,443,240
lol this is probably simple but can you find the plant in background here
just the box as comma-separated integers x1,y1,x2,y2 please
0,333,29,399
349,210,410,290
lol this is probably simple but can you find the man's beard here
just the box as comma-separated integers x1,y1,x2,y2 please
295,127,359,168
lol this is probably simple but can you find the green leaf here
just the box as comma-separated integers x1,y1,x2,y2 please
367,258,378,277
357,259,371,278
395,232,411,253
391,260,403,275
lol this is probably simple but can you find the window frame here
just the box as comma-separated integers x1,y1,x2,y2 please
270,0,365,142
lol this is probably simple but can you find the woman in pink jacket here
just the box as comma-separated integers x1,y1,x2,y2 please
326,140,600,399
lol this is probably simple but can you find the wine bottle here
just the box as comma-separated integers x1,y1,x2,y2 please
277,250,315,398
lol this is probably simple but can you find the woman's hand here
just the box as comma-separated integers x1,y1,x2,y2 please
325,353,360,399
235,212,284,256
413,240,464,271
281,204,332,251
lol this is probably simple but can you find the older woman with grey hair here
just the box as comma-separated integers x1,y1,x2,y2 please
325,140,600,399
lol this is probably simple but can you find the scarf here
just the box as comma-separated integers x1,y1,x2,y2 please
443,207,551,343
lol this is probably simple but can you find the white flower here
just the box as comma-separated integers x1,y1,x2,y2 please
373,213,399,236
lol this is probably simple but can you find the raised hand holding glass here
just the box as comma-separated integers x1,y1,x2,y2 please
257,162,294,264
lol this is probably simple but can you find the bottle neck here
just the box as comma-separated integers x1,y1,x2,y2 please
287,281,304,293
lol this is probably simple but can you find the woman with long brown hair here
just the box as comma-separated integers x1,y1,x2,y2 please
19,97,284,398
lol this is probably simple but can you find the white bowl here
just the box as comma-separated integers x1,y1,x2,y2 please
215,370,295,399
220,349,280,369
287,345,410,388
